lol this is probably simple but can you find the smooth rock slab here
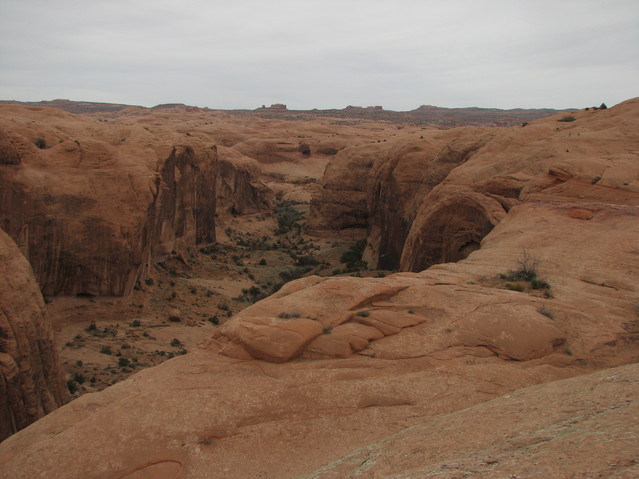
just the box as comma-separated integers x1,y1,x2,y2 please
221,317,323,363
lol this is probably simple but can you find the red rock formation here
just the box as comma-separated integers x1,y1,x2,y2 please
0,228,68,440
0,100,638,479
366,129,496,269
401,98,639,271
0,106,218,296
216,146,272,215
307,143,383,233
303,363,639,479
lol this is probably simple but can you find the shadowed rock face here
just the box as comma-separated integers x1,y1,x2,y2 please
307,143,381,233
310,99,639,273
366,129,496,269
216,146,272,215
0,228,68,440
0,115,218,296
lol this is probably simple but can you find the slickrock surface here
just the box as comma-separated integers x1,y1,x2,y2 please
0,228,68,440
0,99,637,479
304,362,639,479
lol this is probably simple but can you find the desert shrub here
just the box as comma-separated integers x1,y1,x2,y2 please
515,250,539,281
297,255,320,267
130,319,141,327
72,372,85,384
322,326,332,334
118,357,130,367
340,239,367,271
279,267,311,283
558,115,576,122
506,283,524,292
34,138,47,149
208,316,219,325
85,322,98,333
275,200,304,234
67,379,78,394
530,277,551,290
170,338,182,347
100,345,112,355
356,310,370,317
258,258,267,266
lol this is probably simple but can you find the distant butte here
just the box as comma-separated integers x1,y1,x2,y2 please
0,99,569,127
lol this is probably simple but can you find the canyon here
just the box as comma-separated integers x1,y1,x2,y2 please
0,98,637,478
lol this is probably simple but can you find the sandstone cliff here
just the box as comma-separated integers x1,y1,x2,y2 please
0,228,68,441
0,106,218,296
309,99,639,272
401,99,639,272
215,146,272,215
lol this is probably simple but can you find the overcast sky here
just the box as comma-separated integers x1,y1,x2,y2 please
0,0,637,110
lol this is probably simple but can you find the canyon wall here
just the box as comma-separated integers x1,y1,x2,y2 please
0,106,219,296
0,228,68,440
309,99,639,272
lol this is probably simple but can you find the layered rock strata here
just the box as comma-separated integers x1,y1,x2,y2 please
0,106,218,296
0,228,68,440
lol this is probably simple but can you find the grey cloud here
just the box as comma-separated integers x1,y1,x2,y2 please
0,0,637,109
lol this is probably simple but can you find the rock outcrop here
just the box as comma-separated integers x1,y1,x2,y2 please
0,228,68,441
307,143,383,233
303,362,639,479
366,128,496,269
309,99,639,272
0,100,638,479
0,106,218,296
215,146,272,215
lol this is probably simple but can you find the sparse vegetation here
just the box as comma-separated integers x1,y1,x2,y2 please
340,239,367,272
34,138,47,149
499,251,551,294
558,115,576,122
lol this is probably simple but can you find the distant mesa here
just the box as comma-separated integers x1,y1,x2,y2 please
344,105,384,111
256,103,288,111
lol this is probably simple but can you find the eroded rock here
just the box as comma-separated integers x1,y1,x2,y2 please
0,228,68,440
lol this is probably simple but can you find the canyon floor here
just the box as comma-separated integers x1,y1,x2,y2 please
53,205,381,397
